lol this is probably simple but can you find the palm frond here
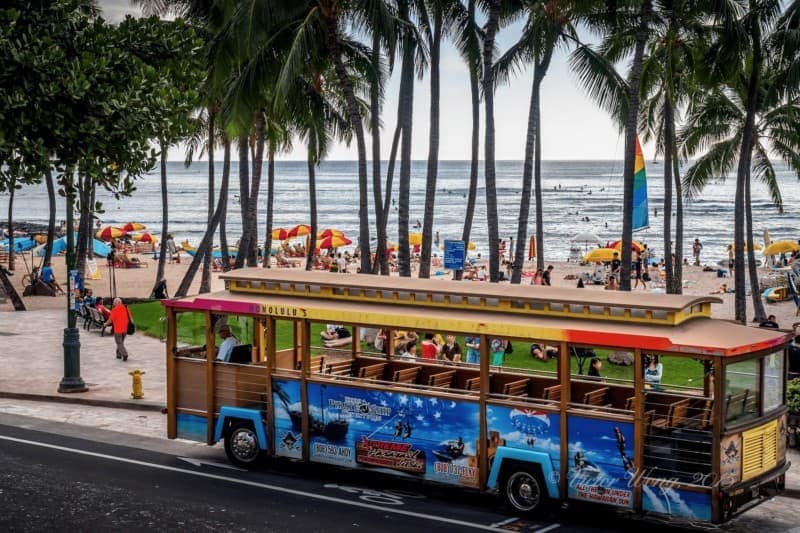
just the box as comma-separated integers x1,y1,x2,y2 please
569,43,628,130
751,141,782,212
682,134,740,200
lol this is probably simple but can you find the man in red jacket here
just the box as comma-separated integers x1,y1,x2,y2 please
104,297,130,361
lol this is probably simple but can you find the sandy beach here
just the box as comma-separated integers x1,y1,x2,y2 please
2,250,797,331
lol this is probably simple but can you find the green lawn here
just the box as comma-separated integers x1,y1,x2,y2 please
130,301,705,389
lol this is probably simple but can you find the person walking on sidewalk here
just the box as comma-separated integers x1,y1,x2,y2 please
104,297,131,361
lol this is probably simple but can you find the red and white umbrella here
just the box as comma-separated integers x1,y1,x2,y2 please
288,224,311,238
96,226,126,241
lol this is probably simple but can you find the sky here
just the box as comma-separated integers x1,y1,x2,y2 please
99,1,638,162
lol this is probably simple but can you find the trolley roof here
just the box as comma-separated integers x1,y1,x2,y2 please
215,270,721,326
164,284,789,357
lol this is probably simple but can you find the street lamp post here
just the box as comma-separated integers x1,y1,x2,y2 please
58,183,87,393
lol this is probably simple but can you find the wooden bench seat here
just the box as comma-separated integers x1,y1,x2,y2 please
392,366,421,384
651,398,691,430
583,387,610,406
427,370,456,388
297,355,326,372
359,362,387,380
683,399,712,430
502,378,530,397
326,360,354,376
463,377,481,391
542,385,561,402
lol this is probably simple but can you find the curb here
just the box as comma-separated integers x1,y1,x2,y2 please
0,391,164,412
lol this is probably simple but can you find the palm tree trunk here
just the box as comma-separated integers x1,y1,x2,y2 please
219,138,231,271
248,110,265,267
419,7,443,279
620,0,652,291
733,11,761,323
201,110,215,293
154,141,169,292
745,170,766,321
512,50,552,284
483,0,501,282
326,17,372,273
234,135,250,269
382,123,401,234
396,0,415,277
663,100,675,293
672,145,684,294
43,167,56,267
175,156,231,298
306,140,318,271
457,0,480,282
6,184,14,271
262,144,275,268
0,268,24,310
370,31,388,276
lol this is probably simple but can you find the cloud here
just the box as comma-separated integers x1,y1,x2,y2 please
97,0,143,22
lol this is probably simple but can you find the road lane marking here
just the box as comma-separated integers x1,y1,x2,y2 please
489,517,518,527
0,434,509,531
177,456,246,471
534,524,561,533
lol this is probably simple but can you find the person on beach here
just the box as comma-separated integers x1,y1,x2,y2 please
692,238,703,265
532,268,544,285
727,244,734,271
542,265,553,286
611,252,621,279
759,315,779,329
166,234,179,264
605,276,619,290
104,297,131,361
633,251,646,289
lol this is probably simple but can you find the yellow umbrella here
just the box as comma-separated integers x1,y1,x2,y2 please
317,228,344,239
408,233,423,246
96,226,126,240
762,240,800,256
467,241,476,251
272,227,289,240
583,247,618,263
728,242,762,252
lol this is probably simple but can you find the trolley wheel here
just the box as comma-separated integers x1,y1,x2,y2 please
501,467,546,515
224,422,262,468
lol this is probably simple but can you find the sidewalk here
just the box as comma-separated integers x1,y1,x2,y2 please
0,308,165,410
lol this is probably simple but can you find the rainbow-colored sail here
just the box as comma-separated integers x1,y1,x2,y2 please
632,137,649,232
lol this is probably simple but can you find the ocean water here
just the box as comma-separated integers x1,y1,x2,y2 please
5,160,799,262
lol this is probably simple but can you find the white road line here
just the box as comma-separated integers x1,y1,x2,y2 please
534,524,561,533
489,517,519,527
0,434,506,531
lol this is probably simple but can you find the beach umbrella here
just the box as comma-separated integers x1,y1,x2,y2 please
317,228,345,239
96,226,126,241
408,232,423,246
609,240,643,252
132,232,158,244
288,224,311,238
121,222,146,232
571,232,600,244
318,235,352,249
271,227,290,240
583,248,617,263
728,242,762,251
762,240,800,256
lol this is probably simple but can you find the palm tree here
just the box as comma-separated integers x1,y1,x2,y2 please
419,0,469,278
456,0,482,281
495,1,580,283
682,0,798,323
482,0,502,281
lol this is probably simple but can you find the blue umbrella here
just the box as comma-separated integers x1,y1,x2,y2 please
0,237,37,252
38,233,111,258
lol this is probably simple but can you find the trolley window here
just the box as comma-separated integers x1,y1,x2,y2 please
763,351,784,413
725,358,760,425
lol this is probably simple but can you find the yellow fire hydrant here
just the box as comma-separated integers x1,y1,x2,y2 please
129,369,146,399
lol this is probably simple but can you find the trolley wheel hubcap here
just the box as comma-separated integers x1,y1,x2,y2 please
507,471,541,511
231,428,258,462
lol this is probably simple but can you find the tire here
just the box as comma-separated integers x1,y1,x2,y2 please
501,468,545,515
224,422,262,468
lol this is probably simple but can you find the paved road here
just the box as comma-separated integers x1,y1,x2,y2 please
0,420,791,532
